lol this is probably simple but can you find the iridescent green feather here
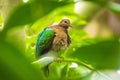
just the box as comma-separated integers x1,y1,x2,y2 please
36,28,55,58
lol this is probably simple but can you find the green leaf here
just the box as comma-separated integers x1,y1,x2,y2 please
107,2,120,15
61,64,69,79
91,71,112,80
0,41,44,80
0,13,2,24
3,0,72,34
66,39,120,69
83,0,108,6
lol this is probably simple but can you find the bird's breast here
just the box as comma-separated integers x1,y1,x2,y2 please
51,28,68,51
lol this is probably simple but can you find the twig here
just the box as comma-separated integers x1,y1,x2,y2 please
54,58,94,71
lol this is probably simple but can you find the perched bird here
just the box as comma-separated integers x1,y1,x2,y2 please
35,19,72,75
36,19,72,59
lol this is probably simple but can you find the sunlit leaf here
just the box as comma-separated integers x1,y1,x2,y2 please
91,71,112,80
66,39,120,69
0,13,2,24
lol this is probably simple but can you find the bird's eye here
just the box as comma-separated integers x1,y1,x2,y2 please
64,21,67,23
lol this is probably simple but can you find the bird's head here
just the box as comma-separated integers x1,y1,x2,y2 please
58,19,72,29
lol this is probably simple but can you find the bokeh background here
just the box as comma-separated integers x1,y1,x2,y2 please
0,0,120,80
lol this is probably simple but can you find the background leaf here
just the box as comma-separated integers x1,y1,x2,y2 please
66,39,120,69
2,0,73,35
107,2,120,15
0,41,44,80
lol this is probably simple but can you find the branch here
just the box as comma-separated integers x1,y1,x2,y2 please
54,58,94,71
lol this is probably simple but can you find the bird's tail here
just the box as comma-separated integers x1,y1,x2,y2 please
32,56,55,76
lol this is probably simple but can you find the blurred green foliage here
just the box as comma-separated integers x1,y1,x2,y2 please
107,2,120,15
66,39,120,69
0,13,2,24
0,0,120,80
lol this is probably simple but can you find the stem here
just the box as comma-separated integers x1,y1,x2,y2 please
54,58,94,71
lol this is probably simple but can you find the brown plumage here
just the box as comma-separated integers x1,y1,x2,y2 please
36,19,71,58
49,19,71,52
50,25,71,51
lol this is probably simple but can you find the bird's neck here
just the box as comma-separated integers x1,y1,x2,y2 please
57,25,68,31
50,25,68,33
59,26,68,33
58,23,69,29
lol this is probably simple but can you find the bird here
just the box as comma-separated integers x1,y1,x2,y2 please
35,19,72,76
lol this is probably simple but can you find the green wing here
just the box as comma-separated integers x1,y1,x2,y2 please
36,28,55,58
